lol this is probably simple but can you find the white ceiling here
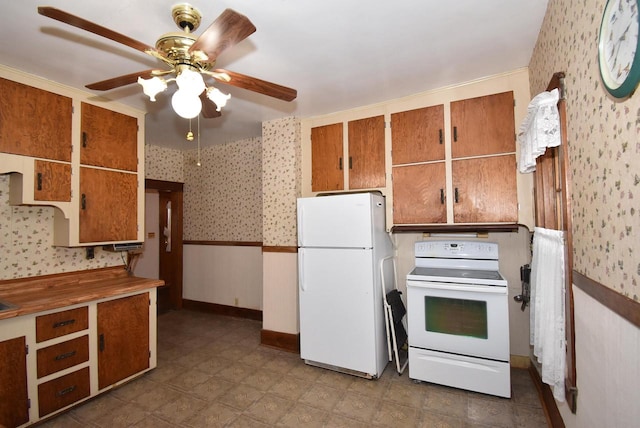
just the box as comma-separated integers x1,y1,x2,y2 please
1,1,548,149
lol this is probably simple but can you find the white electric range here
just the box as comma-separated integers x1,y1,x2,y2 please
406,240,511,398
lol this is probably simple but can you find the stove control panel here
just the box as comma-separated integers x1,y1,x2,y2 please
415,241,499,260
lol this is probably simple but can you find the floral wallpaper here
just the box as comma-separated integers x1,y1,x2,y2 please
529,0,639,300
262,117,301,247
145,144,184,182
182,138,263,242
0,175,122,280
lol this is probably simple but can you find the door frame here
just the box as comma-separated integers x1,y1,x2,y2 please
145,179,183,310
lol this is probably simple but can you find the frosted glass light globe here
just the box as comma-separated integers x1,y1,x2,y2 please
171,89,202,119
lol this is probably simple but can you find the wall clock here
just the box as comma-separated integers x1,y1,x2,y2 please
598,0,640,98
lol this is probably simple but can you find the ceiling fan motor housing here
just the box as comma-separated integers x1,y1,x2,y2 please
172,3,202,32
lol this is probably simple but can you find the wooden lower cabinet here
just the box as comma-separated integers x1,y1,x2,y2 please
38,367,90,418
452,155,518,223
0,336,29,428
97,293,150,389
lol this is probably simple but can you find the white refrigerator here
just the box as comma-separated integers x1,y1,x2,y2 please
297,192,394,378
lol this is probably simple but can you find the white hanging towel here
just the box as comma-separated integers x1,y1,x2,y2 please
517,88,561,173
530,227,566,401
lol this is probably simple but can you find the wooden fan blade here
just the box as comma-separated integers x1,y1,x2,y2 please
213,69,297,101
189,9,256,62
38,7,160,55
86,69,158,90
199,92,222,118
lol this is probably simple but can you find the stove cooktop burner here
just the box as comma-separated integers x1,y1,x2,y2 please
407,266,507,286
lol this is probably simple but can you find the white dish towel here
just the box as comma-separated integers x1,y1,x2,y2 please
530,226,566,401
517,88,561,173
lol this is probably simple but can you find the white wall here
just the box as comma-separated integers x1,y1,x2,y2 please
182,244,263,310
262,251,299,334
133,191,160,279
557,287,640,428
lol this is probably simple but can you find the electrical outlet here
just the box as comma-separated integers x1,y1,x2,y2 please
234,298,239,306
86,247,95,259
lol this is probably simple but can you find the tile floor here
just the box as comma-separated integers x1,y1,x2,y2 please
40,309,549,427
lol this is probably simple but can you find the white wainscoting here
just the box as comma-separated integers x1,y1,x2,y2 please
183,244,263,310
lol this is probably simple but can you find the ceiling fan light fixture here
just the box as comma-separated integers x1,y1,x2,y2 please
172,89,202,119
206,87,231,111
137,76,167,101
175,68,205,95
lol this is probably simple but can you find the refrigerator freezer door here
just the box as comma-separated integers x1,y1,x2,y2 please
298,193,383,248
299,247,380,375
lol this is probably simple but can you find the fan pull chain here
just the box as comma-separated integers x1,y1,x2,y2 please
196,115,202,167
186,119,194,141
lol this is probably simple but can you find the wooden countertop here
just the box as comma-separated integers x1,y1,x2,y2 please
0,266,164,321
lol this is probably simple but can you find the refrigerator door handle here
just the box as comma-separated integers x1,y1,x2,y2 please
299,249,306,291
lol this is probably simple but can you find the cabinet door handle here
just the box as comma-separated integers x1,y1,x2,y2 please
339,157,343,170
439,129,443,144
82,132,88,148
54,350,77,361
349,156,352,169
81,194,86,210
453,126,458,142
37,172,43,191
454,187,460,203
56,385,76,397
440,189,445,204
53,319,75,328
99,334,105,352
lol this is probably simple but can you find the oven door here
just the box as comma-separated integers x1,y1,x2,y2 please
407,279,509,361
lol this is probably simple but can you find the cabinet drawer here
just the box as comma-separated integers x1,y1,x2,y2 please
38,367,90,418
36,307,88,343
37,335,89,378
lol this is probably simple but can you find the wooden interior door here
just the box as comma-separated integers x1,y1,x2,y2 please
0,336,29,427
97,294,149,389
147,179,184,313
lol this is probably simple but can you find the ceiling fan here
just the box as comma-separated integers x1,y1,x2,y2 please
37,3,297,119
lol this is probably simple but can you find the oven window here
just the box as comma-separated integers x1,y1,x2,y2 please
424,296,488,339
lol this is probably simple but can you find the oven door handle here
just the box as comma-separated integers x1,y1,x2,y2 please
407,281,507,294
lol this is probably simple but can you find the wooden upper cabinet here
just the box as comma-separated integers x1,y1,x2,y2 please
391,105,445,165
450,91,515,158
311,123,344,192
452,155,518,223
81,103,138,172
0,77,72,162
79,167,138,243
97,293,150,389
34,160,71,202
348,115,385,189
392,162,447,224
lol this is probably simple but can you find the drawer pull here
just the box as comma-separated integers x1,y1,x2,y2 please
54,350,77,361
56,385,76,397
53,319,75,328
